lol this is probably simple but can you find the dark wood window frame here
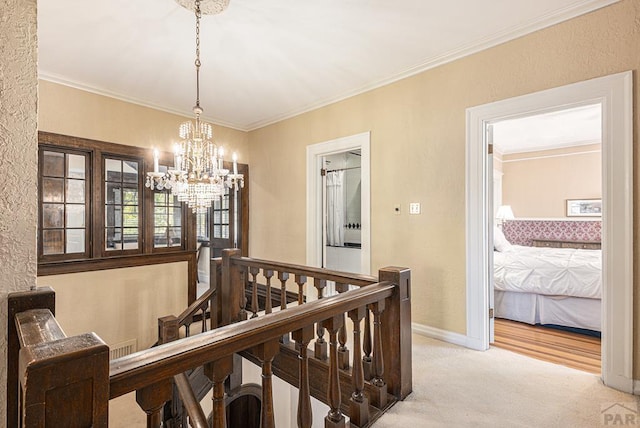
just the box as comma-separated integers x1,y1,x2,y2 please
37,132,197,277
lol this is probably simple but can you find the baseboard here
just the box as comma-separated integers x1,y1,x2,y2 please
632,380,640,395
411,322,470,348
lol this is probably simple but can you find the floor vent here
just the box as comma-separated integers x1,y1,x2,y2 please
110,339,137,360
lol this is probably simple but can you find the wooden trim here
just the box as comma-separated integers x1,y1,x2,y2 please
38,250,196,276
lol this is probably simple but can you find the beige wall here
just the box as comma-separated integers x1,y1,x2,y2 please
36,81,249,351
0,0,38,424
247,0,639,345
502,144,601,218
37,263,187,349
39,80,249,156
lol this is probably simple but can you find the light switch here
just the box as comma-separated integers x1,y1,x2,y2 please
409,202,421,215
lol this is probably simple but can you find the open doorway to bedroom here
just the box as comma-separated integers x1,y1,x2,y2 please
489,104,602,374
466,71,633,393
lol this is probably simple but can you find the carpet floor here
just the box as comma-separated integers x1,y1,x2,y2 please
373,334,637,428
110,333,637,427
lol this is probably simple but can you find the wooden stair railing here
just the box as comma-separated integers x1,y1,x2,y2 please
9,252,411,428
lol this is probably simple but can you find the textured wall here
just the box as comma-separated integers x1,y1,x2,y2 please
247,0,639,337
502,144,601,218
0,0,38,425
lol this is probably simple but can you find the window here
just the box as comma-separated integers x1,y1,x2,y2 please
154,192,182,248
104,157,141,253
212,192,230,240
38,132,192,274
39,148,89,260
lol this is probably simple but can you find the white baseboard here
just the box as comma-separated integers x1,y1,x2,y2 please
412,322,470,348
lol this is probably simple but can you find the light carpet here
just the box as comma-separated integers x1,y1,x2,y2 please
374,334,637,428
110,333,638,427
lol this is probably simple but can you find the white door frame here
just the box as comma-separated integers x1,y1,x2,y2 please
465,71,633,393
306,132,371,274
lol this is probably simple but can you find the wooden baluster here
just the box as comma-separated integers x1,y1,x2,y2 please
136,379,173,428
314,278,328,360
323,315,346,427
368,300,388,408
348,307,370,427
278,271,290,310
362,308,373,380
185,323,191,337
201,307,207,332
239,266,248,320
291,326,314,428
211,258,222,329
295,274,307,305
252,339,280,428
336,282,350,370
279,271,291,344
250,266,260,318
204,356,234,428
264,269,274,314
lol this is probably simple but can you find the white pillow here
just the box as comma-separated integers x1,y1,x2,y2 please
494,226,512,252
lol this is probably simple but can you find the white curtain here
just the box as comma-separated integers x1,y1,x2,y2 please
326,170,345,247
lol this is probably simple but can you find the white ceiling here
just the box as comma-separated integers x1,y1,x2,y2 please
492,104,602,154
38,0,618,131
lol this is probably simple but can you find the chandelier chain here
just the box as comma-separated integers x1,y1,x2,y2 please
194,0,202,110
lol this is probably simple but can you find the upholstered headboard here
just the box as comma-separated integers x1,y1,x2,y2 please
502,219,601,246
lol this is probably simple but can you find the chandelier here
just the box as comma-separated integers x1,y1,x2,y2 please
146,0,242,214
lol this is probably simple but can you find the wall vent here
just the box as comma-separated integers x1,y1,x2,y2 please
110,339,137,360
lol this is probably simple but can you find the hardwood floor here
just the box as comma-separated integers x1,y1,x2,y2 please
492,319,601,374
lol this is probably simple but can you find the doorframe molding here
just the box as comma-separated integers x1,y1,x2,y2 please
306,132,371,274
465,71,633,392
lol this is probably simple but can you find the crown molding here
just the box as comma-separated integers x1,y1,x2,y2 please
38,71,249,132
39,0,620,133
245,0,620,131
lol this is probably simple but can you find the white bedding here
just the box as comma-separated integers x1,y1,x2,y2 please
494,245,601,299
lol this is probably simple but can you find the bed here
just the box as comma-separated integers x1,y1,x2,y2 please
493,229,602,332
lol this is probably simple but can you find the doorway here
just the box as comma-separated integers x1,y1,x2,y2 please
306,132,371,275
195,161,249,298
323,150,362,273
489,104,603,373
465,72,633,392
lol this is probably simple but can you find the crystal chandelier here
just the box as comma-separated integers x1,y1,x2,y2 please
146,0,242,214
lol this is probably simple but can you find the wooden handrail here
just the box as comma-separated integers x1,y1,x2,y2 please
109,281,394,399
11,258,412,428
174,373,208,428
15,309,66,347
177,286,216,325
231,256,378,287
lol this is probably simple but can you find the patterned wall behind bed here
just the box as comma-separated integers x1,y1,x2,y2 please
502,220,601,246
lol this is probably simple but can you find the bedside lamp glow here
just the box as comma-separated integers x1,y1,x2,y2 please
496,205,515,228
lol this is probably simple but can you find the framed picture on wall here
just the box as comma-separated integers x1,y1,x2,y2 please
566,199,602,217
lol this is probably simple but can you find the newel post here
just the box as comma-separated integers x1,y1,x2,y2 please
221,248,244,325
378,267,412,400
7,287,56,428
